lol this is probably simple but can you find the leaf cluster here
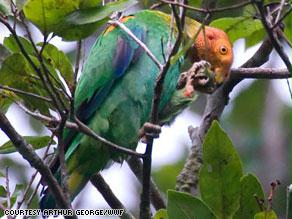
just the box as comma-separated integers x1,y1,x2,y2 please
154,121,278,219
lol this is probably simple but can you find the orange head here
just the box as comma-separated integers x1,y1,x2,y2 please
191,26,233,84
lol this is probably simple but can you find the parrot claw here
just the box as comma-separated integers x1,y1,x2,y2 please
177,60,217,94
176,72,188,89
139,122,161,143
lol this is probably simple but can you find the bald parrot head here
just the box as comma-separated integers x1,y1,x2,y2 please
191,26,233,85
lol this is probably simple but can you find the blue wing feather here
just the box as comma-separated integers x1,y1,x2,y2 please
76,26,146,122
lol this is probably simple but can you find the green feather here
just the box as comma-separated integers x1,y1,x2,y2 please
41,10,200,208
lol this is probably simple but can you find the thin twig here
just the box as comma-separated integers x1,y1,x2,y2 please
0,17,64,114
90,173,135,219
140,5,185,219
0,111,75,217
127,157,166,210
70,40,82,117
74,117,144,158
15,65,288,129
230,67,291,79
275,0,286,23
5,168,11,209
256,1,291,74
150,2,163,9
108,20,163,70
160,0,252,13
16,136,54,209
19,18,69,112
17,103,77,129
16,103,143,157
26,179,42,208
57,114,72,209
272,7,292,29
16,171,38,209
0,203,6,211
27,148,56,209
0,84,52,103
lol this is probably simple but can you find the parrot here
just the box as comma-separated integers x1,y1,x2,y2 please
40,9,233,209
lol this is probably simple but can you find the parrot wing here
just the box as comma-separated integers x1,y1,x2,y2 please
51,23,146,173
75,26,146,123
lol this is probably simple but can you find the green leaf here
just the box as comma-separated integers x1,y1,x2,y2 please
254,210,278,219
0,0,11,15
0,53,51,114
0,90,19,113
12,184,24,197
15,0,28,10
53,19,105,41
0,44,10,68
0,185,6,197
53,0,137,40
199,121,243,219
203,0,244,20
284,13,291,44
227,80,268,133
152,159,185,194
23,0,80,34
3,35,35,55
69,0,136,25
154,209,168,219
210,17,264,43
167,190,216,219
23,0,137,40
245,28,266,48
0,136,54,154
10,184,24,206
234,173,265,219
79,0,102,9
39,43,74,89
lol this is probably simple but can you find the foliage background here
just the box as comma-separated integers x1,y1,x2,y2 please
0,0,291,218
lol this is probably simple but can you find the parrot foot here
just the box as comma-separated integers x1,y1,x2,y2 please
177,61,216,95
190,61,212,87
139,122,161,143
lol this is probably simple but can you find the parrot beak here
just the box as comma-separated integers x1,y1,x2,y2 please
214,66,231,85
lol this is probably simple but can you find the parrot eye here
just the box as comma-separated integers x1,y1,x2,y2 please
219,46,228,54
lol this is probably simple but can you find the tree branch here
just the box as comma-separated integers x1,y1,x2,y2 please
127,157,166,210
0,16,65,114
16,136,54,209
256,1,291,74
74,117,144,158
159,0,252,13
0,111,75,218
15,102,143,158
57,114,72,209
108,20,163,70
90,173,135,219
140,5,185,219
0,85,52,103
230,67,291,79
176,37,274,194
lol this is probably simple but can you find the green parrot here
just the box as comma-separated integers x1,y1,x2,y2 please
40,10,233,208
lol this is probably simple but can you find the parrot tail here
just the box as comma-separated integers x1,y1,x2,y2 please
39,169,89,210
